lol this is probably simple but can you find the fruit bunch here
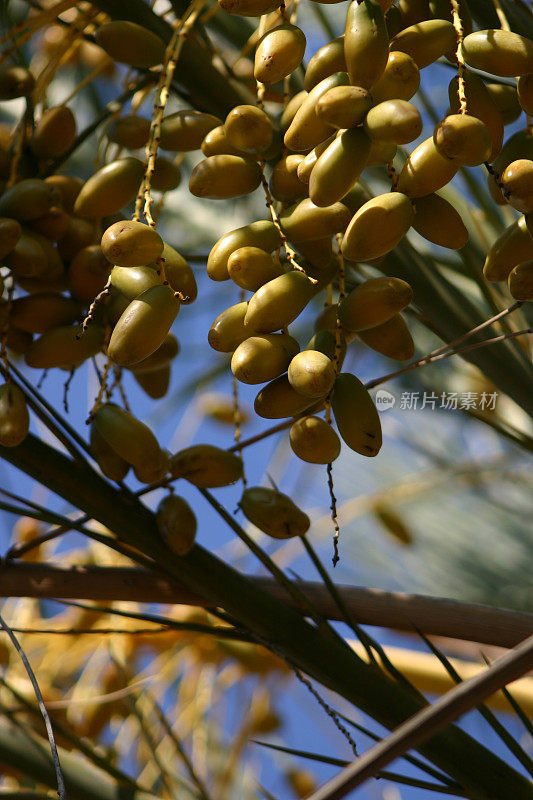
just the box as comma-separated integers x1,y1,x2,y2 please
1,0,533,555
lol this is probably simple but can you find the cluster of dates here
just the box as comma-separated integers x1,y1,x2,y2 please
2,1,533,555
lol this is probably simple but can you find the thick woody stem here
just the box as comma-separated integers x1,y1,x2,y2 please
0,562,530,649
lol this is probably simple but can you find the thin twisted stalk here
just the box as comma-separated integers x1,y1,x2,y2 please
0,0,77,57
32,4,100,106
491,0,511,30
0,614,66,800
150,695,213,800
450,0,467,114
133,0,208,227
232,291,247,487
0,274,15,378
257,157,315,279
325,241,345,565
366,325,533,390
255,14,268,106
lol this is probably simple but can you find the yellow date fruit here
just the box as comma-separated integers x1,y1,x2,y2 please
227,246,284,291
90,422,130,482
110,265,162,299
151,157,181,192
0,217,21,259
254,24,306,85
231,333,300,384
390,20,456,69
280,90,307,133
244,270,315,333
316,85,373,130
30,206,71,241
160,110,221,151
107,115,151,149
397,0,428,27
170,444,243,487
68,245,111,303
133,365,171,400
488,128,533,204
4,233,49,279
25,324,104,369
0,384,29,447
207,220,281,281
287,350,336,398
412,193,468,249
508,260,533,301
189,155,262,199
448,73,503,162
304,38,346,91
461,30,533,78
10,293,79,333
208,301,249,352
201,125,243,157
101,219,164,267
296,237,334,271
0,178,58,221
92,403,162,469
32,106,76,159
254,374,319,419
108,284,179,366
308,327,348,362
364,100,422,145
129,333,179,374
45,175,83,213
374,503,413,545
74,157,144,218
371,51,420,104
397,137,458,197
358,313,415,361
501,159,533,214
309,127,371,207
284,72,349,152
483,216,533,282
433,114,492,166
366,139,398,166
270,155,306,203
224,105,273,154
341,192,414,262
0,65,34,99
290,415,341,464
338,276,413,331
4,328,32,355
518,75,533,116
296,137,335,186
156,494,197,556
331,373,382,456
280,198,351,241
158,243,197,303
95,21,165,69
133,449,170,484
344,0,389,90
486,83,522,126
239,486,310,538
